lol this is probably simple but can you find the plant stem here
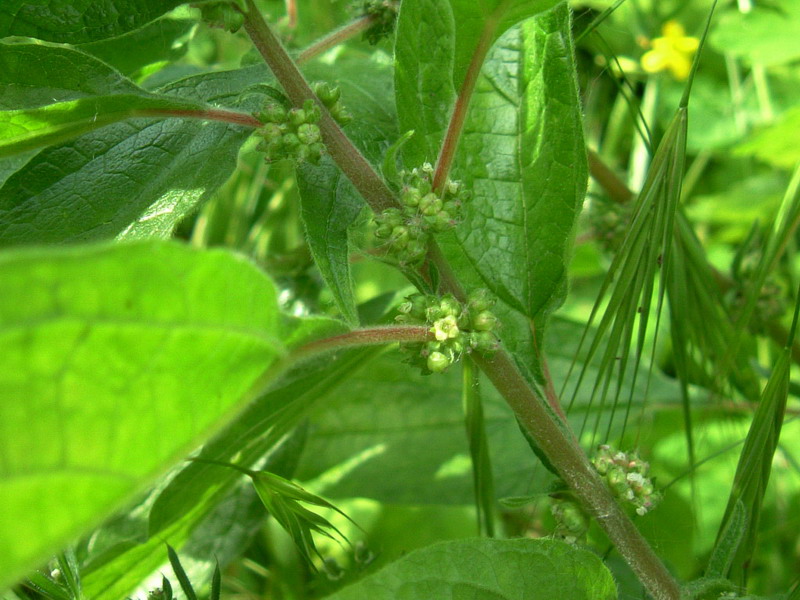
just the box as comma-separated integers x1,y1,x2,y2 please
432,4,504,192
292,325,431,362
140,108,263,128
242,0,396,213
242,7,681,599
297,14,377,65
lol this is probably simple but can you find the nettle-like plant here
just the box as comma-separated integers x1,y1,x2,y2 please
2,1,800,599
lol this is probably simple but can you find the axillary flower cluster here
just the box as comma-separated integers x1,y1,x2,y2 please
592,445,661,516
395,289,500,374
374,164,470,265
254,83,350,165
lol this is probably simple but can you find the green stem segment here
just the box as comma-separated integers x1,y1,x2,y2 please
242,0,396,213
242,7,681,600
297,14,378,65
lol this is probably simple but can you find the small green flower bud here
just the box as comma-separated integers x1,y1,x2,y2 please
297,123,321,145
392,225,409,242
438,296,461,317
419,193,442,216
469,331,498,354
427,351,450,373
405,239,428,262
471,310,498,332
313,81,341,105
260,103,287,123
307,142,325,163
401,187,420,208
260,122,283,141
374,223,392,238
468,289,494,312
303,99,321,122
288,108,307,126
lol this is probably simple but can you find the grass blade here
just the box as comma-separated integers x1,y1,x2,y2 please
166,545,198,600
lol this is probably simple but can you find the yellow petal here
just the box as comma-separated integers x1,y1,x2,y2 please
641,50,668,73
668,54,693,80
662,20,686,38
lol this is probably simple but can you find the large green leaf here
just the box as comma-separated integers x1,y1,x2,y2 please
0,41,142,109
323,538,617,600
396,4,585,322
0,93,209,158
0,241,284,588
0,64,270,246
393,0,561,165
710,0,800,66
0,0,184,43
450,7,585,319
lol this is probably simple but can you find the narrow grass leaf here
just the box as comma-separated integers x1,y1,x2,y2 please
462,358,496,537
24,572,71,600
210,562,221,600
706,499,748,579
167,545,198,600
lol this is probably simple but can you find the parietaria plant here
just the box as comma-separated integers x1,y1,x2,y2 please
1,1,800,600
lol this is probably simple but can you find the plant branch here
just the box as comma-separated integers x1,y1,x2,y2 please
432,5,504,191
242,7,680,598
297,14,378,65
242,0,396,213
292,325,431,362
140,107,262,128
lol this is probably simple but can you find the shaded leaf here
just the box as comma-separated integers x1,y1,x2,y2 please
0,93,208,158
0,65,270,246
0,0,184,44
77,18,192,76
0,241,283,587
323,538,617,600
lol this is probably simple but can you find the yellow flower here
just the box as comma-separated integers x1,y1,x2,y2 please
640,21,699,80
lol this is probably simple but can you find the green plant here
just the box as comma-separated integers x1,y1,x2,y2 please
2,1,800,599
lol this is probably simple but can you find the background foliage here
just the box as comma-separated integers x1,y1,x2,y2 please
1,0,800,599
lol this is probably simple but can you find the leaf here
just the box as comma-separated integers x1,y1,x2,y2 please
447,6,587,320
296,58,398,326
322,538,617,600
736,105,800,170
716,349,791,585
0,241,284,588
0,93,209,158
0,64,270,246
76,18,192,76
297,159,364,325
0,0,184,44
706,499,747,579
167,545,198,600
0,41,142,109
394,0,562,165
710,0,800,67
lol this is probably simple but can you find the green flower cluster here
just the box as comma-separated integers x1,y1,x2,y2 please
550,498,589,543
373,163,470,265
313,82,352,126
351,0,400,44
592,445,661,516
197,1,245,33
395,289,499,374
587,198,631,254
255,99,324,165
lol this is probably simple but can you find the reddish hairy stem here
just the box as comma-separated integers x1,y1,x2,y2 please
140,108,262,128
295,325,431,360
243,0,397,213
432,5,503,191
297,15,378,65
